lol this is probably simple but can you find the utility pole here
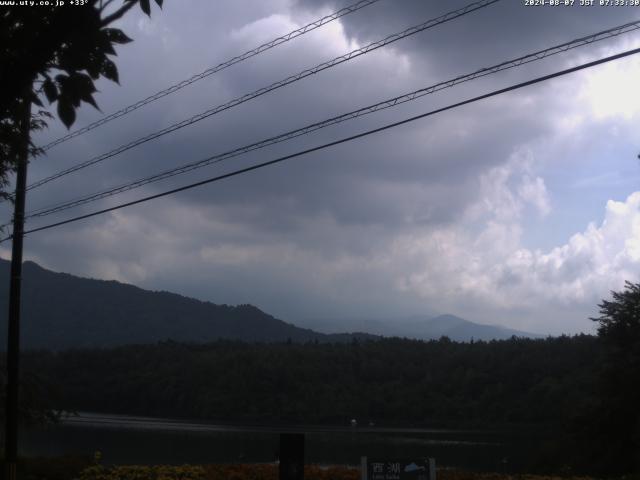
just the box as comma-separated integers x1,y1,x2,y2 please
279,433,305,480
4,92,32,480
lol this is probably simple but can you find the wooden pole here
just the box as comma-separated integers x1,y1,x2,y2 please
4,93,31,480
279,433,305,480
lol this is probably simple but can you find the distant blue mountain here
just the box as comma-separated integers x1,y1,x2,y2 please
405,314,543,341
300,313,543,341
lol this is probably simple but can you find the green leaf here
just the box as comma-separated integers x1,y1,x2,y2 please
31,92,43,107
43,78,58,103
139,0,151,16
81,93,100,111
99,36,116,56
58,42,92,71
57,100,76,129
86,55,102,79
102,28,133,44
101,58,119,84
65,73,100,110
72,73,97,94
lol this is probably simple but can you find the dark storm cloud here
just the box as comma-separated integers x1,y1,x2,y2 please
23,0,616,216
296,0,636,72
4,0,638,332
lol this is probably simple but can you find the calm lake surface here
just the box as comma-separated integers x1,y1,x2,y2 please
21,412,543,472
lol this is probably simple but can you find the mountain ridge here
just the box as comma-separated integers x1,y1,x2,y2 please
299,313,543,341
0,258,375,349
0,258,541,349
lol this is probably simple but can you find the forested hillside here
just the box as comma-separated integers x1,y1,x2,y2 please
0,259,373,348
9,331,640,474
22,335,597,427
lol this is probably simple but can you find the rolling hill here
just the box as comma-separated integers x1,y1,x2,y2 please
0,259,374,349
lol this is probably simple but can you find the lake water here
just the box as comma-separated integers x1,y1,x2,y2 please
20,412,543,472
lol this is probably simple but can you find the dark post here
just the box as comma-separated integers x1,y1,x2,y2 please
4,94,31,480
279,433,305,480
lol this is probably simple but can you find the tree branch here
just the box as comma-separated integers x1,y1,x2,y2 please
100,0,137,27
100,0,118,13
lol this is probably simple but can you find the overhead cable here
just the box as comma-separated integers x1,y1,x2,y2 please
3,45,637,242
26,0,501,192
39,0,383,151
23,19,640,220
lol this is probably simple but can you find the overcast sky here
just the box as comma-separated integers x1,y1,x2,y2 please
2,0,640,335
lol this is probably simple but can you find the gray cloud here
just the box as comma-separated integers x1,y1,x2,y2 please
3,0,639,334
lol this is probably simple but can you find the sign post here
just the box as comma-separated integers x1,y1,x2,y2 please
279,433,305,480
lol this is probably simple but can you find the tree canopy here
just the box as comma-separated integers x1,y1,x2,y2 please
587,281,640,474
0,0,162,198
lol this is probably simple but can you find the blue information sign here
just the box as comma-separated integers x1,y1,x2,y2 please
361,457,435,480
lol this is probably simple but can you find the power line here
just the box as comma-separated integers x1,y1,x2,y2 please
38,0,383,152
26,0,500,192
4,45,638,243
22,19,640,221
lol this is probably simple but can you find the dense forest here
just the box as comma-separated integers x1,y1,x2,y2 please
21,336,597,428
3,282,638,475
14,336,605,472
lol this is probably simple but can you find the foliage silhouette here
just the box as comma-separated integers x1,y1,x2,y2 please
0,0,163,198
586,282,640,474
